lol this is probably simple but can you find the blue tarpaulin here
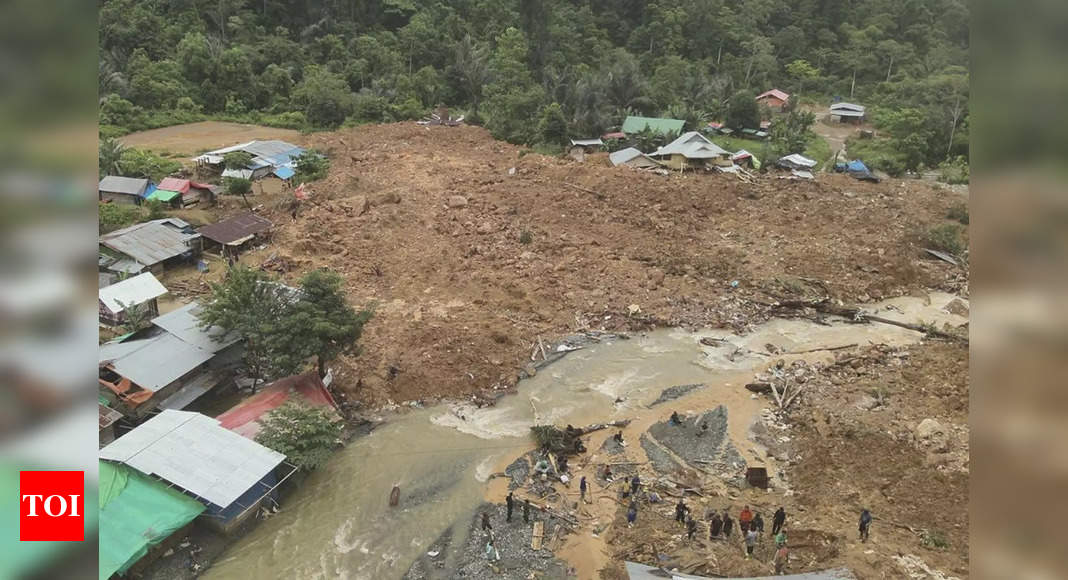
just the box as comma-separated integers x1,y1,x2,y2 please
846,160,869,173
273,166,295,180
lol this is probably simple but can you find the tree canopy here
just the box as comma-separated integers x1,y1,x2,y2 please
100,0,969,165
255,401,343,471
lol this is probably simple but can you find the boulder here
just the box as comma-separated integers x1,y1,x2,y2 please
447,195,468,208
372,191,402,206
944,298,969,317
916,418,950,452
476,221,494,234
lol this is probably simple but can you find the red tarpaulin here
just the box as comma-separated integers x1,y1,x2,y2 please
217,372,340,439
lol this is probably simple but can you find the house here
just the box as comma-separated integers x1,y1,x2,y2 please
99,218,202,275
601,131,626,141
194,140,306,181
98,271,167,326
99,176,149,205
777,153,818,171
198,212,274,259
217,372,341,440
154,177,218,207
98,302,243,418
609,147,662,170
567,138,603,161
731,149,761,170
99,460,206,579
621,116,686,137
756,89,791,111
99,409,297,533
829,102,866,123
650,132,732,170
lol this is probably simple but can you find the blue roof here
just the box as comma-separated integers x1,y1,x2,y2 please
273,167,295,179
142,183,157,198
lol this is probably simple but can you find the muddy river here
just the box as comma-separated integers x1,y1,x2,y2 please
202,293,966,580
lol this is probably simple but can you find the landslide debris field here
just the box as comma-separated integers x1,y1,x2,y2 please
167,122,967,408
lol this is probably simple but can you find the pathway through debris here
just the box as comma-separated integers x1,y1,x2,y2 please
202,293,965,579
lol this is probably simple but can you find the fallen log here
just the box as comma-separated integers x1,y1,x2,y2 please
562,182,606,200
767,297,967,344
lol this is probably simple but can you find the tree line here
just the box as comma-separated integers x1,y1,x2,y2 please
100,0,968,171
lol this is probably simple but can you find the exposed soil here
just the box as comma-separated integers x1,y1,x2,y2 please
150,122,961,410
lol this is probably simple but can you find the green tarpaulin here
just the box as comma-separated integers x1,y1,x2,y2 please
99,461,204,579
145,189,181,202
622,116,685,136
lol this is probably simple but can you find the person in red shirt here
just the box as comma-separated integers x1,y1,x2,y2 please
739,505,754,533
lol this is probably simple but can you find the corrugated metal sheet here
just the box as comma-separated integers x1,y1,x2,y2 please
830,102,865,113
103,332,214,392
99,410,285,508
146,189,181,202
99,176,149,196
570,138,603,147
610,147,643,165
157,178,191,194
99,272,167,313
155,369,227,410
623,561,855,579
654,132,730,158
100,219,200,267
217,372,340,439
151,302,239,353
221,168,254,180
198,213,274,245
273,166,295,180
756,89,790,102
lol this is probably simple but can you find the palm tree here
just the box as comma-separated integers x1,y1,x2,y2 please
99,136,125,178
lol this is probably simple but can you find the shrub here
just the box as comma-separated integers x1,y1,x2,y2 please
922,529,949,549
939,156,969,185
294,149,330,182
99,203,141,233
519,230,533,244
924,223,966,256
946,203,969,225
255,401,343,471
145,199,167,220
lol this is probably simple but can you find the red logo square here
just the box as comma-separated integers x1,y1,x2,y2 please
19,471,84,541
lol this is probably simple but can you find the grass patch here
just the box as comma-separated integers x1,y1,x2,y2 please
922,529,950,549
946,203,969,225
519,230,533,244
844,136,907,176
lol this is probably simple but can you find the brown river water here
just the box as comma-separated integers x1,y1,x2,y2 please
202,293,966,580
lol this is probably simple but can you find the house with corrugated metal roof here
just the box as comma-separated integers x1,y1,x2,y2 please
150,177,218,208
650,132,733,170
99,176,150,205
757,88,791,111
98,271,168,326
829,102,866,123
99,218,202,275
99,301,243,419
100,409,297,533
198,212,274,258
193,140,306,181
610,147,662,170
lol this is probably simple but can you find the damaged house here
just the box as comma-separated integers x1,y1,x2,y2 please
98,302,243,418
193,140,306,180
99,218,202,275
98,271,168,326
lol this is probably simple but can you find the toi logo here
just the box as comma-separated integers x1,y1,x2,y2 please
19,471,84,541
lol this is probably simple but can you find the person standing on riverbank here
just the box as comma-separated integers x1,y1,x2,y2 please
773,507,786,535
506,492,514,522
481,512,492,531
579,476,588,503
523,499,531,523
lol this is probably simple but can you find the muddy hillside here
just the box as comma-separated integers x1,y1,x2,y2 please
227,123,965,407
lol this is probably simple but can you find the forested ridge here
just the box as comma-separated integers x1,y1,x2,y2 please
99,0,968,172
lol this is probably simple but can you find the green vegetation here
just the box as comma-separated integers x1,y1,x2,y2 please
946,203,969,225
198,266,373,384
924,223,967,256
921,529,950,549
117,147,182,182
224,177,253,196
293,149,330,182
99,0,968,157
255,402,343,471
222,151,254,170
98,202,141,233
519,230,533,245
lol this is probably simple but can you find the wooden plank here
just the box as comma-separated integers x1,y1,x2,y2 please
532,521,545,550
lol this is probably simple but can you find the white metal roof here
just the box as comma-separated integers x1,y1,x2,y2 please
610,147,643,165
570,138,603,147
99,410,285,508
654,132,730,158
830,102,865,112
98,272,168,313
151,302,240,353
101,332,214,392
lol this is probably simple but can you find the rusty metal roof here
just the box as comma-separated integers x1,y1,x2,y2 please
197,213,273,245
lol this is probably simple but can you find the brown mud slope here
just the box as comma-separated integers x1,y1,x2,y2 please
788,342,970,578
250,123,965,406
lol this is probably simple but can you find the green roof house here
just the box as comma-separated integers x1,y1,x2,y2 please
621,116,685,136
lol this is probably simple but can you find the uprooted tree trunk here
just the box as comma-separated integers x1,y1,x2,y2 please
765,298,968,344
530,419,631,455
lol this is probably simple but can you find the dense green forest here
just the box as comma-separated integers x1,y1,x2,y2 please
99,0,968,173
